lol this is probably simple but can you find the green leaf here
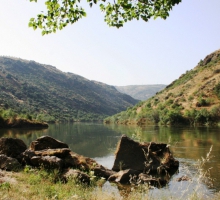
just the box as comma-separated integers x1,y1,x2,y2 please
42,30,46,36
82,11,87,17
28,22,33,27
28,0,183,34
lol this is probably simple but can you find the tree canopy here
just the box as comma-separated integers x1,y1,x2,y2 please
29,0,182,35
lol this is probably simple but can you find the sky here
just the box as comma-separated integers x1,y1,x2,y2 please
0,0,220,86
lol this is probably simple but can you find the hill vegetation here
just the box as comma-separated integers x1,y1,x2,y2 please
0,109,48,128
105,49,220,126
115,84,166,100
0,57,138,122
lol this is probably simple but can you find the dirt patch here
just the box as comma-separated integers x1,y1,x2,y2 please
0,170,17,184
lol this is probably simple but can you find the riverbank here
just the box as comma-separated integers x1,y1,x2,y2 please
0,116,48,129
0,167,147,200
0,135,219,199
1,166,220,200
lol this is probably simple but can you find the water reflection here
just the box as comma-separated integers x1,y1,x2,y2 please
105,124,220,191
1,122,220,195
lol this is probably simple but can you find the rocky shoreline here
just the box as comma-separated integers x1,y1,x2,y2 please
0,135,179,187
0,117,48,129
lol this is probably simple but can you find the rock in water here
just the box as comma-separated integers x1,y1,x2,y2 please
112,135,179,175
108,169,140,184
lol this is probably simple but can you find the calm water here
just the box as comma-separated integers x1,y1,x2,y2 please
1,123,220,198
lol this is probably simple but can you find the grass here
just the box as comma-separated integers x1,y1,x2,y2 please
0,147,220,200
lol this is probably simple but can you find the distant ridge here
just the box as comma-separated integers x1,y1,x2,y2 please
0,57,139,122
115,84,166,100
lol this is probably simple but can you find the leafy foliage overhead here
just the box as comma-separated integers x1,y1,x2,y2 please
29,0,182,34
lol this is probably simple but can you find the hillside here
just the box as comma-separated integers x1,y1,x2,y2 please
105,49,220,126
0,57,139,122
115,84,166,100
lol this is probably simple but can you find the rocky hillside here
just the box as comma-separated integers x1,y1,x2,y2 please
115,84,166,100
0,57,139,122
105,49,220,126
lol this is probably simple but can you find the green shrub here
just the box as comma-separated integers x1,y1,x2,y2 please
0,182,11,190
150,110,160,123
198,98,210,107
184,109,198,124
214,82,220,99
146,102,151,108
0,115,5,126
213,68,220,74
165,99,174,106
195,108,210,124
188,96,193,101
166,109,185,125
210,106,220,122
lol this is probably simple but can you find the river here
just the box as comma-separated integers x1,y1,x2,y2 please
1,123,220,199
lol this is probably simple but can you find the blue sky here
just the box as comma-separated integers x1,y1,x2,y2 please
0,0,220,86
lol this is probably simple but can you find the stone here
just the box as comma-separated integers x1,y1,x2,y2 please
0,137,27,158
202,49,220,66
112,135,179,176
176,175,191,182
18,149,36,165
0,154,22,171
64,151,99,170
112,135,147,172
19,148,71,166
108,169,140,184
34,148,71,158
29,136,69,151
30,155,64,169
62,169,90,185
93,165,115,179
0,169,17,184
138,173,167,187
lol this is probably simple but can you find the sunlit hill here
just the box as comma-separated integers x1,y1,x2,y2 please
105,49,220,126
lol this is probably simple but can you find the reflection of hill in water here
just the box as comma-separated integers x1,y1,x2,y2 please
2,123,220,191
105,124,220,190
104,124,220,146
0,123,122,158
0,128,47,142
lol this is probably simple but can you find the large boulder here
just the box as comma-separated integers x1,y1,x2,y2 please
0,137,27,158
0,154,22,171
112,135,146,172
29,136,69,151
112,135,179,175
